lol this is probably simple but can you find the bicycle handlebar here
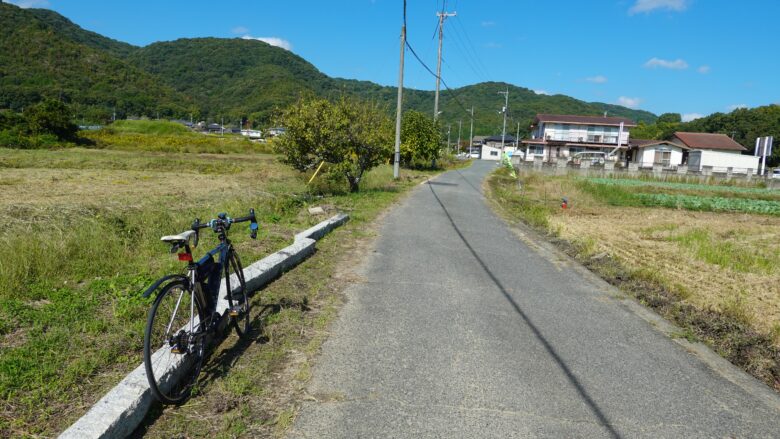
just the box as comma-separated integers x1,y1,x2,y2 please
191,208,258,239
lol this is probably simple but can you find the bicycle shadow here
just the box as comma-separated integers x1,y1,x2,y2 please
131,295,310,437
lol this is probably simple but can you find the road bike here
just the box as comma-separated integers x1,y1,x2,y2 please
142,209,258,404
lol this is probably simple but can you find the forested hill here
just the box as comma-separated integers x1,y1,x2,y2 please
24,7,136,57
681,105,780,153
127,38,335,124
0,1,655,131
128,38,656,133
0,2,191,121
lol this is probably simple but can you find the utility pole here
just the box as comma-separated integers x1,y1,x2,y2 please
498,88,509,158
469,106,474,155
457,120,462,154
393,2,406,179
515,121,520,149
447,124,452,154
433,10,456,121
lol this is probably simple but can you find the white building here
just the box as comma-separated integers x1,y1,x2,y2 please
672,132,758,173
480,135,517,161
628,139,688,167
521,114,636,162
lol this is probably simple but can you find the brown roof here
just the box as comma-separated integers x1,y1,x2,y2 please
672,132,747,151
534,113,636,127
630,139,689,150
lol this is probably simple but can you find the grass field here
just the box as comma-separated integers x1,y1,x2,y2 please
487,169,780,391
0,140,443,437
82,120,271,154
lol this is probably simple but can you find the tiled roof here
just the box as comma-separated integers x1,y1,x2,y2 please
672,132,747,151
630,139,689,149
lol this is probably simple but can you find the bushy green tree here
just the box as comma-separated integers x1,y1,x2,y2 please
656,113,682,124
23,100,78,140
400,110,441,168
275,97,393,192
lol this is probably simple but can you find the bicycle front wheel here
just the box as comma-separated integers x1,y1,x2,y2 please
225,249,251,337
143,279,206,404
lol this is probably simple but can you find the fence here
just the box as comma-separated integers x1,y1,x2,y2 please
511,156,780,189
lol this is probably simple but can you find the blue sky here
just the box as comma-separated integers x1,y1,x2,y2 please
9,0,780,119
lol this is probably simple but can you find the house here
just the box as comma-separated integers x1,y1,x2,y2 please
240,129,263,140
480,135,516,161
266,127,286,138
521,114,636,162
628,139,689,167
206,123,223,133
671,132,758,173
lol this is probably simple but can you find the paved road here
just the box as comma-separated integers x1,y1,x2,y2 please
290,161,780,438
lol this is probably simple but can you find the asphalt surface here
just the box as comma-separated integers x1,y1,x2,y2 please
290,160,780,438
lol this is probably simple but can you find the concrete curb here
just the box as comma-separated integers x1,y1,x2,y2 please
59,214,349,439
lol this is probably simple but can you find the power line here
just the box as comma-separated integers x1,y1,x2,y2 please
449,16,492,82
452,16,493,81
405,40,471,117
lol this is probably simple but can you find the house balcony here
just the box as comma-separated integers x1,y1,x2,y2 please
544,134,619,144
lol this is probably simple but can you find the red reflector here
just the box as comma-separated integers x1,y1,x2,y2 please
178,253,193,261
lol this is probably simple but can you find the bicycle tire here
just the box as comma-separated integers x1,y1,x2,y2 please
143,279,206,404
225,249,251,337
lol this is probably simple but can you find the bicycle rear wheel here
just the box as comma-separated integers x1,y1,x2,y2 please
225,249,251,337
143,279,206,404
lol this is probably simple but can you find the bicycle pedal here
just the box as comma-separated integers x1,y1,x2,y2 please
228,307,240,317
170,346,183,354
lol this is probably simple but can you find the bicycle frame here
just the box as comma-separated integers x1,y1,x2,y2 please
183,231,233,338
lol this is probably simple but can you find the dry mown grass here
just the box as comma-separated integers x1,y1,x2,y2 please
487,168,780,391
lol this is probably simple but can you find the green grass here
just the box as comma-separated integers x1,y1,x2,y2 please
487,168,553,229
108,120,193,135
83,120,271,154
667,229,777,274
587,177,779,198
0,146,437,437
578,179,780,215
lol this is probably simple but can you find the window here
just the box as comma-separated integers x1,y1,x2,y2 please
490,150,499,156
569,147,585,155
527,145,544,155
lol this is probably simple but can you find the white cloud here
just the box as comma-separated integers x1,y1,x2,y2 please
617,96,642,109
231,26,249,35
727,104,747,111
241,36,293,51
585,75,608,84
629,0,688,15
682,113,704,122
5,0,50,8
481,21,496,27
644,57,689,70
534,90,549,95
697,65,711,74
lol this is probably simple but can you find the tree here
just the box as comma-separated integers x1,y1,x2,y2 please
656,113,682,124
275,96,393,192
400,110,441,168
23,100,78,140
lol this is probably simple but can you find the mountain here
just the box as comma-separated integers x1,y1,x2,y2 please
127,38,655,134
0,2,655,131
127,38,333,123
24,7,135,58
0,2,190,121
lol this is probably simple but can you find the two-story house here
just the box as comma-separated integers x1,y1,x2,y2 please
520,114,636,162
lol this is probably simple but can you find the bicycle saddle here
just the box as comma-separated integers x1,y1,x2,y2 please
160,230,197,245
